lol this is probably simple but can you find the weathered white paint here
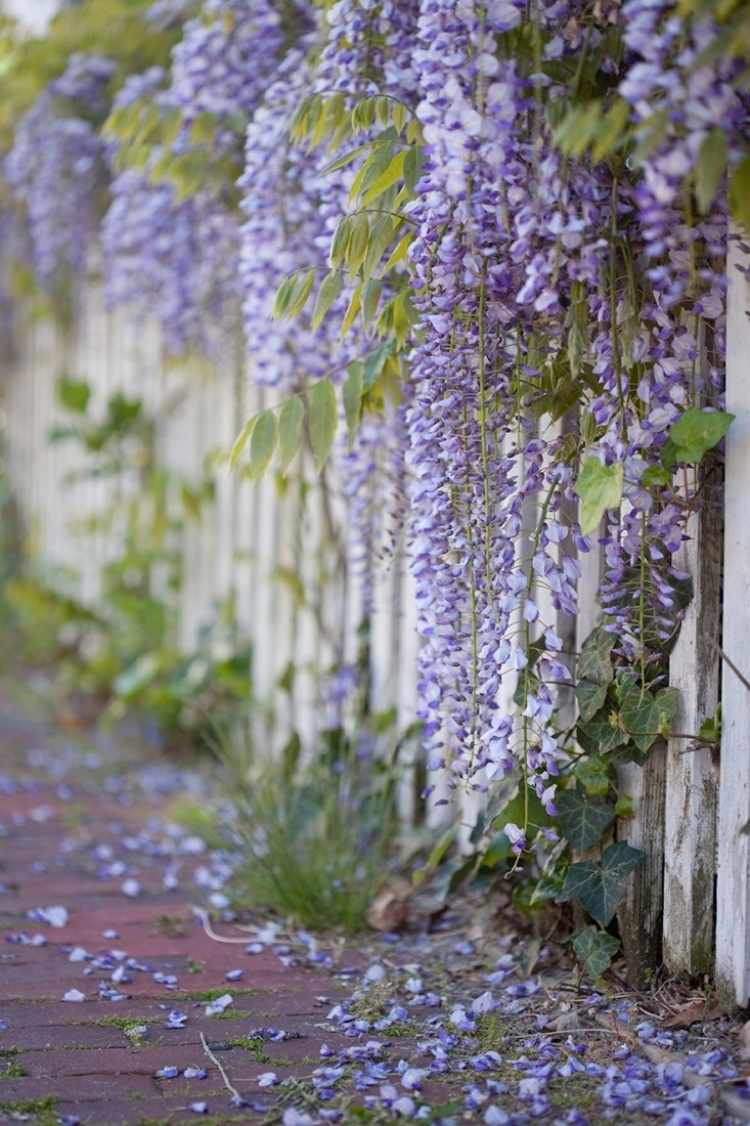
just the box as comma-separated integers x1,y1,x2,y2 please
663,462,721,975
1,289,420,782
716,234,750,1007
4,269,749,992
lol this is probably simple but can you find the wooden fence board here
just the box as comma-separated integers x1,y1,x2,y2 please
716,234,750,1007
663,468,722,975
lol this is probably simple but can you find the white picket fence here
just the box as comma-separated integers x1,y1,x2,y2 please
2,257,750,1006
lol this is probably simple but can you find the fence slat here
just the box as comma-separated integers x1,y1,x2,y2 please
716,234,750,1007
663,469,722,975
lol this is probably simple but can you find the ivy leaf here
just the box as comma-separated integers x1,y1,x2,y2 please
56,375,91,414
342,362,363,445
618,676,680,753
559,842,644,925
698,704,721,744
576,679,608,722
576,712,628,757
308,378,338,473
248,409,277,480
695,127,727,214
311,270,343,330
556,788,615,851
277,396,304,475
575,459,623,534
668,407,734,464
572,754,611,797
572,926,620,979
578,626,615,686
641,465,672,488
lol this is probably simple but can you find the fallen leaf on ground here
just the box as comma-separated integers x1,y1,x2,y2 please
663,999,724,1029
367,879,411,931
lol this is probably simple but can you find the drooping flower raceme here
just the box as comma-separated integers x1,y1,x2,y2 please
5,54,115,285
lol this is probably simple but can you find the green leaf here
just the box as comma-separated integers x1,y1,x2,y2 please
695,127,727,213
576,679,608,722
311,270,343,330
362,339,397,390
361,214,395,280
308,378,338,473
229,415,256,470
413,825,456,887
572,754,612,796
362,277,383,322
361,149,406,206
641,465,672,488
347,214,370,273
614,794,635,818
559,841,644,925
319,142,370,176
277,396,304,475
591,97,631,163
248,409,277,480
698,704,721,744
578,626,615,686
382,232,412,273
556,788,615,851
342,363,364,445
576,712,628,757
730,156,750,236
330,217,352,268
287,269,316,318
273,273,298,319
404,145,423,192
668,407,734,464
56,375,91,414
572,926,620,978
575,458,623,535
618,676,680,753
340,285,362,336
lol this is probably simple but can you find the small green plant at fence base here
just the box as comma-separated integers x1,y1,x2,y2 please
221,721,408,933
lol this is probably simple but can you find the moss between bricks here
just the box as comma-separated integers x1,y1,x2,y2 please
225,1035,271,1062
179,987,260,1002
1,1058,28,1077
0,1096,58,1125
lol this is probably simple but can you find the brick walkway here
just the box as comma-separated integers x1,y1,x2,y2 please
2,694,750,1126
0,700,354,1125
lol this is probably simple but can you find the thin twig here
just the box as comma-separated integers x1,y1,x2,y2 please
200,1031,243,1103
719,646,750,695
192,906,250,944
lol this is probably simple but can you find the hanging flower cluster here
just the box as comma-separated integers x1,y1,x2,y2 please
592,0,745,663
5,53,115,285
2,0,749,874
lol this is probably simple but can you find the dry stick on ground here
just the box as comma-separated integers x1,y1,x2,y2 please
200,1031,244,1104
595,1013,750,1121
193,906,253,944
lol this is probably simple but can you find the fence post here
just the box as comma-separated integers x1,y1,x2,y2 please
614,553,666,986
662,427,722,975
716,233,750,1007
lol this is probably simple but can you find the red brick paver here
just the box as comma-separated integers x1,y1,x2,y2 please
0,703,350,1124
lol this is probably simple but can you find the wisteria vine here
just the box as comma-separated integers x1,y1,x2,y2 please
1,0,749,952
